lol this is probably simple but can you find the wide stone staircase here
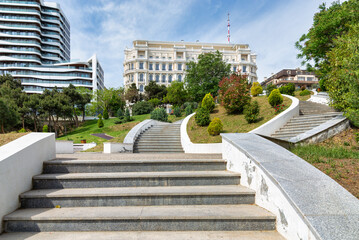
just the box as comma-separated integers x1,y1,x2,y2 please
1,154,284,239
271,101,342,141
134,122,184,153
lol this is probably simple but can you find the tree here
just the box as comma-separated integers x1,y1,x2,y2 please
185,51,231,102
144,81,167,100
125,83,141,104
24,94,41,132
76,87,93,122
219,73,251,114
251,82,263,97
63,84,83,127
0,98,18,133
295,0,359,87
94,88,125,117
164,81,188,107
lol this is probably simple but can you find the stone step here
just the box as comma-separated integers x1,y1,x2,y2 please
278,125,316,131
33,171,241,189
291,113,340,120
289,117,334,123
139,134,181,138
4,205,276,232
0,231,286,240
134,145,183,149
138,136,181,139
271,133,298,138
134,150,185,153
20,185,255,208
136,140,182,144
43,159,226,173
286,119,327,125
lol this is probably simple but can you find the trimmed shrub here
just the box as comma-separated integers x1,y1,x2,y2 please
185,105,193,116
195,107,211,126
279,83,295,96
201,93,215,112
18,128,26,133
103,108,109,119
115,109,134,124
244,101,260,123
207,118,223,136
251,82,263,97
300,86,306,91
173,106,181,117
132,101,154,115
299,89,311,96
151,108,168,122
266,83,277,96
116,108,124,118
124,108,131,122
268,89,283,107
42,125,48,132
97,114,104,128
148,98,161,108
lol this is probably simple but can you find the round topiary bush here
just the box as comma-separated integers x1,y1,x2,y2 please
299,89,311,96
103,108,109,119
268,89,283,107
251,82,263,97
42,125,48,132
18,128,26,133
201,93,215,112
244,101,260,123
97,114,104,128
195,107,211,126
151,108,168,122
132,101,154,115
207,118,223,136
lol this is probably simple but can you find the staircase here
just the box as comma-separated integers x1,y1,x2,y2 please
1,154,284,239
271,101,341,141
134,122,184,153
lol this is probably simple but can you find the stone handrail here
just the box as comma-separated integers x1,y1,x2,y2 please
221,133,359,240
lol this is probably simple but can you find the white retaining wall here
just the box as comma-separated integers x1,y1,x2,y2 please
0,133,55,233
180,113,222,154
56,141,73,154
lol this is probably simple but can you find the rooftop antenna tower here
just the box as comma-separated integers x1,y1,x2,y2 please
227,12,231,43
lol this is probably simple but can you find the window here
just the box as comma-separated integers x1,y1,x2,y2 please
298,77,305,81
131,63,134,70
149,56,153,59
162,56,165,59
169,75,172,83
178,74,182,82
155,63,160,70
168,64,172,71
233,66,236,72
131,74,134,81
139,73,144,81
162,64,166,71
155,74,160,82
186,65,190,70
162,75,166,83
139,62,144,69
178,64,182,71
149,74,153,81
139,85,144,92
169,57,172,60
307,77,314,81
156,56,159,59
149,63,153,70
242,66,247,73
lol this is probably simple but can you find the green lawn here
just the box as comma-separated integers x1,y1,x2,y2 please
294,90,314,101
187,96,292,143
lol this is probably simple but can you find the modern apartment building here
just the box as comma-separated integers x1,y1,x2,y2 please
261,69,318,89
123,40,257,92
0,0,104,93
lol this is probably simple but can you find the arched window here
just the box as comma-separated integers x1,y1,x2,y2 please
139,85,144,92
149,74,153,81
162,75,166,83
155,74,159,82
168,75,172,83
178,74,182,82
139,73,144,81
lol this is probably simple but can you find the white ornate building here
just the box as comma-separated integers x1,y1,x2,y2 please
124,40,257,92
0,0,104,93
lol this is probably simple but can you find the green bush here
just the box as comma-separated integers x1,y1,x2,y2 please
207,118,223,136
201,93,215,112
183,102,198,111
279,83,295,96
115,109,134,124
251,82,263,97
132,101,154,115
195,107,211,126
148,98,161,108
18,128,26,133
116,108,124,118
266,83,277,96
268,89,283,107
124,108,131,122
185,105,193,116
299,89,311,96
244,101,260,123
345,109,359,128
97,114,104,128
151,108,168,122
300,86,306,91
103,108,109,119
173,106,181,117
42,125,48,132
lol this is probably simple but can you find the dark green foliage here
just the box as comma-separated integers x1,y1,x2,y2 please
132,101,154,115
266,83,277,96
116,108,124,118
300,86,306,91
97,114,104,128
186,51,231,102
0,97,18,133
299,89,311,96
173,106,181,117
148,98,161,108
42,125,48,133
244,101,260,123
207,118,223,136
103,108,109,120
183,102,198,110
268,89,283,107
151,108,168,122
145,81,167,100
185,105,193,116
125,83,141,103
115,108,134,124
201,93,215,113
195,108,211,126
279,83,295,96
319,79,327,91
164,81,188,107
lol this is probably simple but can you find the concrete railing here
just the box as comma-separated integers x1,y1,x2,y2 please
221,133,359,240
56,140,73,154
104,119,161,153
250,95,299,136
0,133,55,233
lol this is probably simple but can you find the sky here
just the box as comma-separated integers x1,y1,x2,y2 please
54,0,338,88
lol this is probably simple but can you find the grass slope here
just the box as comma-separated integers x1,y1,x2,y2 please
294,90,314,101
0,132,29,147
187,96,292,143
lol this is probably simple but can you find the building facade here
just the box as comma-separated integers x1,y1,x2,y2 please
0,0,104,93
123,40,257,92
261,69,318,89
